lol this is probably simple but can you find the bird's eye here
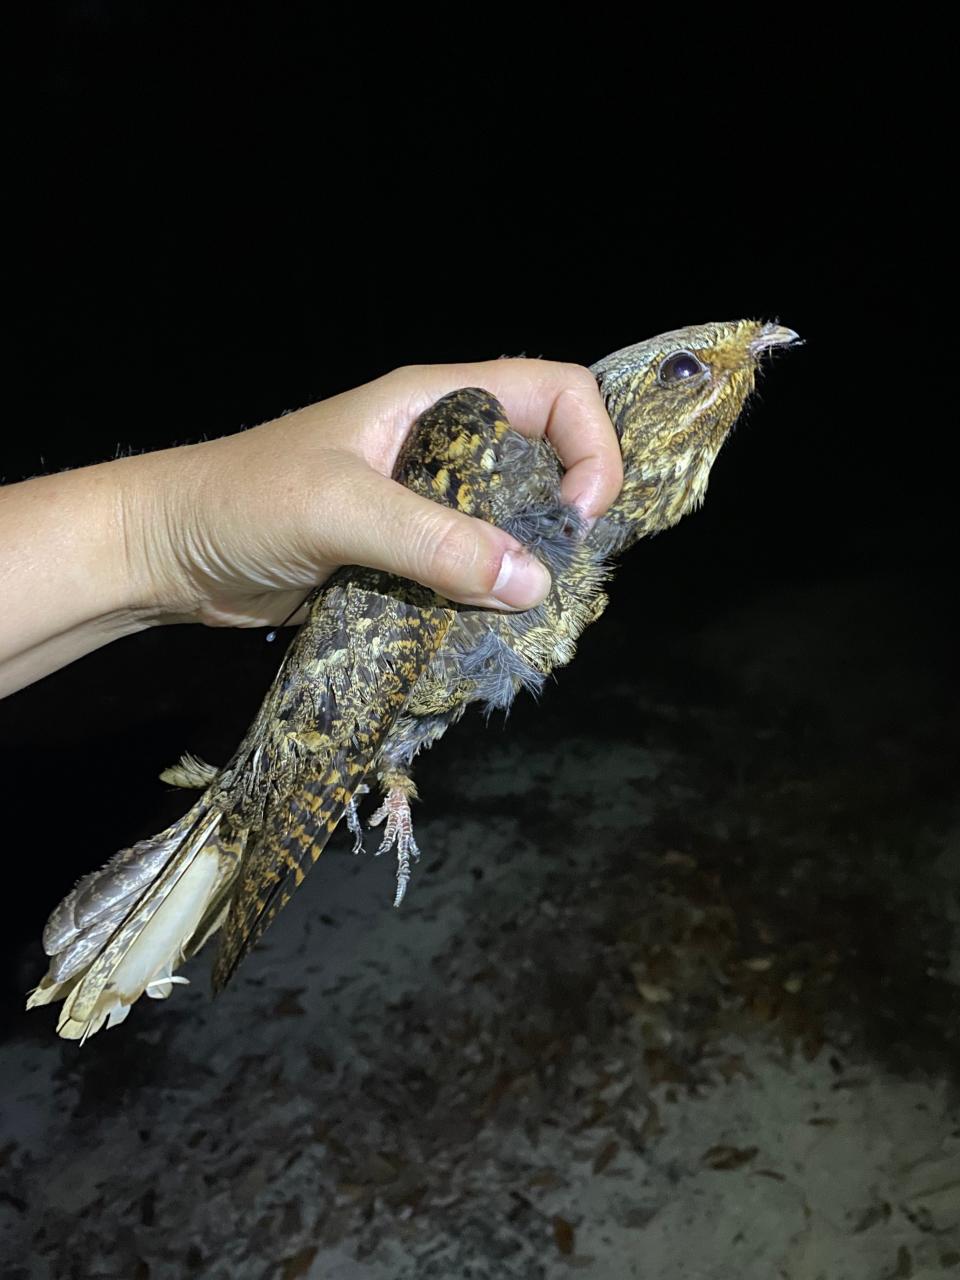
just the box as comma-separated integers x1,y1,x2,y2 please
658,351,705,384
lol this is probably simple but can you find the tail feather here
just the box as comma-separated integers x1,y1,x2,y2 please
27,799,242,1040
42,806,204,955
183,825,248,960
48,910,129,985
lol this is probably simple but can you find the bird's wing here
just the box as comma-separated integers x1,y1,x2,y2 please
212,387,521,988
211,573,452,989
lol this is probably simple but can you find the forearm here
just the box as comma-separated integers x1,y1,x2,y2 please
0,462,153,696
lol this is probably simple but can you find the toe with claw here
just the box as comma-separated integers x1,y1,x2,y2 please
368,779,421,907
345,783,370,855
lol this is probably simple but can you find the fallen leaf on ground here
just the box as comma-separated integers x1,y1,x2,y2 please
553,1215,576,1255
702,1145,758,1171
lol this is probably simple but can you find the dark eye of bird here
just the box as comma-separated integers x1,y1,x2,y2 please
658,351,705,385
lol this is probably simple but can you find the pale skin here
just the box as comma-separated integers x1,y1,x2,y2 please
0,360,623,699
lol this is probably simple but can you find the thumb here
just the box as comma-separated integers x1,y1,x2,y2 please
328,461,552,610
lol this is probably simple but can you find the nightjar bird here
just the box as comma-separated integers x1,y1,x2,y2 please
27,319,798,1039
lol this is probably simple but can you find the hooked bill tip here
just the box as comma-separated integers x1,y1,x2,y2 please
751,323,801,355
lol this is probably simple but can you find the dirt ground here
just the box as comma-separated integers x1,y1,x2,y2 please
1,572,957,1279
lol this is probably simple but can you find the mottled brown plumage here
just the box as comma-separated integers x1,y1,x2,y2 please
27,319,797,1039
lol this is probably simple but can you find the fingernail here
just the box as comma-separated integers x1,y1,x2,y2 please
491,549,551,610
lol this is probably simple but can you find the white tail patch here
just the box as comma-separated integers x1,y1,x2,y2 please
28,805,231,1041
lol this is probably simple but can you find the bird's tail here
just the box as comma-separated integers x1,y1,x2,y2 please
26,793,243,1041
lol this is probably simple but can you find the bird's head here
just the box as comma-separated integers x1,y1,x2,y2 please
590,319,799,553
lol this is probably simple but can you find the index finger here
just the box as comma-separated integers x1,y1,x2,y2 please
383,359,624,523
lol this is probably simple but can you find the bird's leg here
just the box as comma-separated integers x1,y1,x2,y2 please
368,771,420,907
345,784,370,855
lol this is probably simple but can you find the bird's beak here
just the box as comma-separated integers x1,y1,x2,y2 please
750,323,801,356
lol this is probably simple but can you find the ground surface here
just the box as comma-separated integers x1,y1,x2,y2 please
1,571,957,1279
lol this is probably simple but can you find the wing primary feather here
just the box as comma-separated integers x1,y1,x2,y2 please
211,586,453,991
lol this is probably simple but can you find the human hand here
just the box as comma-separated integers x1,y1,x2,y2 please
123,360,623,630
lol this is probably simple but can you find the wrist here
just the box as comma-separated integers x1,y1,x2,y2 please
57,459,159,636
110,444,209,627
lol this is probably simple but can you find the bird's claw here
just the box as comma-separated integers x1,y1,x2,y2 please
345,784,370,855
368,788,420,907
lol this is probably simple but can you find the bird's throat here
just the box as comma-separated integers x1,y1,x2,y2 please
590,443,720,557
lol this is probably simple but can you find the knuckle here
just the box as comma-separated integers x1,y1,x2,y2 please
554,360,596,390
425,516,475,576
422,516,496,595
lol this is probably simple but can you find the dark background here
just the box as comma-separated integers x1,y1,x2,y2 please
1,7,952,1026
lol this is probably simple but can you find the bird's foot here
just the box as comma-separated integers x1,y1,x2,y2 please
345,784,370,855
369,786,420,907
